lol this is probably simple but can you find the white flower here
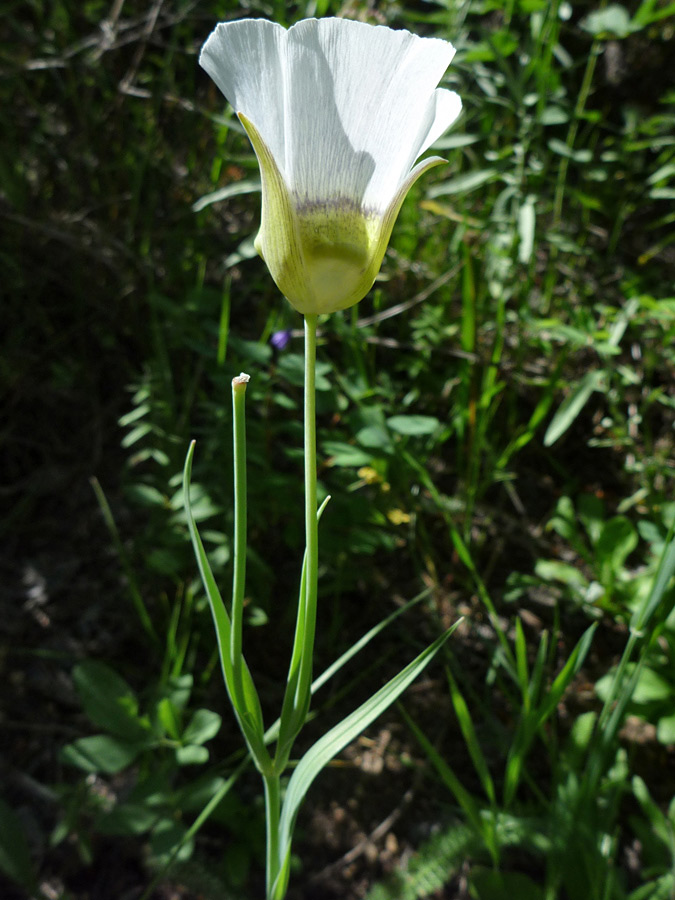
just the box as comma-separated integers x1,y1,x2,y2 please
200,17,461,316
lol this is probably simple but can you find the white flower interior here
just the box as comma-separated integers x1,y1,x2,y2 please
200,17,461,213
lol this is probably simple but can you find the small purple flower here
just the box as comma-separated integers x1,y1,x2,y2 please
270,329,292,351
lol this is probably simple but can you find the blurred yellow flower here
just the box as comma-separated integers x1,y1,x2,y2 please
387,509,411,525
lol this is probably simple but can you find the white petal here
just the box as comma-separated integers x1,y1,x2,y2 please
283,18,457,211
416,88,463,158
200,17,459,212
199,20,289,175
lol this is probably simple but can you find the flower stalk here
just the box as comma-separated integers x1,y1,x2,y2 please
230,373,250,715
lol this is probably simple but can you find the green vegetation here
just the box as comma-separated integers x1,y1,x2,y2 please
2,0,674,898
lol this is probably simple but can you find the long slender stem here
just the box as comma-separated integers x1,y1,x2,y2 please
296,314,319,711
230,374,249,712
264,773,281,900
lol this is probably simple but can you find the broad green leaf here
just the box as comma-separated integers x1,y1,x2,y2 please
386,414,440,436
156,697,181,741
272,623,460,899
176,745,210,765
544,369,607,446
356,424,393,452
72,660,150,741
170,482,220,522
596,664,671,705
596,516,638,583
183,708,222,746
540,106,569,125
150,819,193,863
121,421,153,448
547,138,593,162
657,714,675,745
278,354,332,391
124,483,167,508
61,734,145,774
96,802,159,836
535,559,588,589
322,440,372,467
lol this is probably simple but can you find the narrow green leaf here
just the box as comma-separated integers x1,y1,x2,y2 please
447,672,496,805
192,178,261,213
517,195,536,264
273,623,461,897
544,369,607,446
182,442,270,771
400,704,485,834
631,533,675,632
536,624,596,727
427,168,498,198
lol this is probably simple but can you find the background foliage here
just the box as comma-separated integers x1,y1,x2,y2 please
1,0,674,898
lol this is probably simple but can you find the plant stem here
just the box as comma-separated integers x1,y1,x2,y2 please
264,773,282,900
552,41,600,227
297,314,319,714
230,374,249,712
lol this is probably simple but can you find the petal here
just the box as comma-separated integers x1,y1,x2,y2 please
238,113,306,307
200,18,459,211
200,20,289,175
415,88,463,158
283,18,457,210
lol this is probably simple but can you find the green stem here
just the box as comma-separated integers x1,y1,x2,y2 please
296,314,319,714
552,41,600,227
230,374,249,712
264,773,282,900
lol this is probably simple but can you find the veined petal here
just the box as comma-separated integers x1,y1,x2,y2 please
415,88,464,159
282,18,457,210
200,20,289,174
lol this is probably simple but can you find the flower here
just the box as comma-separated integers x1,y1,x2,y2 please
270,328,293,350
200,17,461,317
